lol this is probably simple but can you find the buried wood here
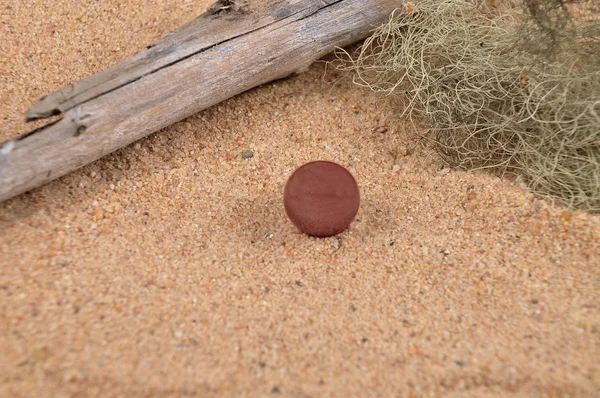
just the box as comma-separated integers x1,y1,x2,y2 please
0,0,402,203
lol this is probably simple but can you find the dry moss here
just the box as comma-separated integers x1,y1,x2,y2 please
333,0,600,212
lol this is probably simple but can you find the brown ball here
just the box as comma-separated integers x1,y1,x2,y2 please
283,160,360,237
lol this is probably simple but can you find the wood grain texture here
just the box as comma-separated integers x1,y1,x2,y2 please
0,0,402,203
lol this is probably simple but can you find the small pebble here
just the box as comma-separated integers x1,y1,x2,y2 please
242,149,254,159
373,125,388,134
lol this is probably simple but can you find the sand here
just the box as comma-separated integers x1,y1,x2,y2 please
1,1,599,397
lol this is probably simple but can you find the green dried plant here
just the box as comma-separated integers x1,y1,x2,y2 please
333,0,600,212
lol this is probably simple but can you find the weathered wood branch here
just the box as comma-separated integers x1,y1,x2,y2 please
0,0,401,203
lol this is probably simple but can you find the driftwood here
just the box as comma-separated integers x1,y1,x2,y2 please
0,0,401,203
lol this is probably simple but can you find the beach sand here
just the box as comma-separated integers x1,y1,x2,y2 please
1,1,599,396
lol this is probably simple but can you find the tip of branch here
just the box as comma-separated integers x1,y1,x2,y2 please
25,100,61,122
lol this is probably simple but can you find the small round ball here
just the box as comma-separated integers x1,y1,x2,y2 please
283,160,360,237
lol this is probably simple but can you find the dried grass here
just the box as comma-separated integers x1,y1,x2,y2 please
333,0,600,212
